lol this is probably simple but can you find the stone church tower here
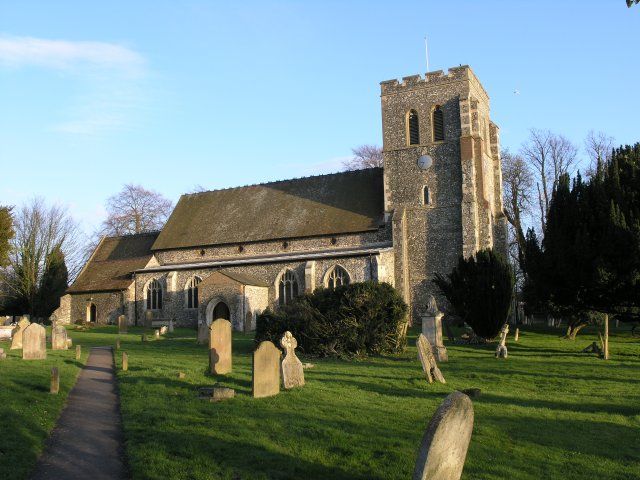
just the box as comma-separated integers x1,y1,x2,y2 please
380,65,507,318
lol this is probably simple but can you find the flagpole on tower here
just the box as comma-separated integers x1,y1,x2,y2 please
424,36,430,75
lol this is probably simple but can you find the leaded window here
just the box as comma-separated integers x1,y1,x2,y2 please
278,270,299,306
146,279,163,310
186,276,201,309
327,265,350,289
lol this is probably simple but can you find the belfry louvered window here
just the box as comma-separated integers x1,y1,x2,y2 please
146,279,163,310
407,110,420,145
433,106,444,142
278,270,299,306
423,186,431,205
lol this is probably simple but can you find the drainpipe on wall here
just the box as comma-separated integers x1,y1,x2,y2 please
133,272,138,327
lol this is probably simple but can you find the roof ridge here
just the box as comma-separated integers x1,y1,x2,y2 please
103,231,161,240
182,167,382,197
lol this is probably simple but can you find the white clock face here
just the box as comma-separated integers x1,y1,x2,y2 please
417,155,433,170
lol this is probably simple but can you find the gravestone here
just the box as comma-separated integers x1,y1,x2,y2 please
159,325,168,335
514,328,520,342
0,348,6,360
209,318,232,375
168,319,174,333
421,296,448,362
66,338,73,348
75,345,81,360
122,352,128,371
118,315,127,334
145,311,153,328
417,334,445,384
50,367,59,394
412,391,474,480
252,341,281,398
280,331,304,389
22,323,46,360
495,324,509,359
51,325,69,350
10,317,30,350
197,322,209,344
154,330,160,339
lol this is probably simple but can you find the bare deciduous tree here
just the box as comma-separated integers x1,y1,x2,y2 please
0,198,84,315
584,130,614,178
342,145,383,171
520,129,578,232
101,184,173,236
501,149,533,256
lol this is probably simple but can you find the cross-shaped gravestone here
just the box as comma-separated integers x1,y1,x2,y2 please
280,331,304,389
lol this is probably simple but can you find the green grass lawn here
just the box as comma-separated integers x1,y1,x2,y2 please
2,325,639,480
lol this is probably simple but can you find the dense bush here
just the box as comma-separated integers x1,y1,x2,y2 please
255,281,408,357
434,248,514,339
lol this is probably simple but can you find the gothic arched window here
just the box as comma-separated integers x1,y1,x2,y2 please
326,265,350,289
433,106,444,142
278,270,299,306
146,279,163,310
186,276,201,309
407,110,420,145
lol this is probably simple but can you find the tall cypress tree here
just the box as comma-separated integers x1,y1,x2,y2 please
34,246,69,319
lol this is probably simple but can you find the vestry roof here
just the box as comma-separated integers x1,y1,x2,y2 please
68,232,159,293
152,168,385,251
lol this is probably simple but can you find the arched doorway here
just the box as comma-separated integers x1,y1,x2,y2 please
88,303,97,323
212,302,230,321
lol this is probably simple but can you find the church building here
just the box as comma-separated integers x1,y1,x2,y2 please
55,65,507,330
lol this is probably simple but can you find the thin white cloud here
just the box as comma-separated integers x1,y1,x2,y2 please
0,34,149,135
0,35,144,75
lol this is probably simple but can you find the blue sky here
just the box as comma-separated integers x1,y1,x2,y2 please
0,1,638,235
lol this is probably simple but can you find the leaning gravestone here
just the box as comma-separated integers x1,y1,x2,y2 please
412,391,474,480
197,322,209,344
417,334,446,384
209,318,232,375
422,295,448,362
10,317,30,350
51,325,69,350
118,315,127,334
280,331,304,389
22,323,46,360
252,341,281,398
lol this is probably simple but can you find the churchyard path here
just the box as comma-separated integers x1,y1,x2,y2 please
29,347,127,480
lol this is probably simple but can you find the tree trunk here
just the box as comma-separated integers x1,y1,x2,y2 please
567,322,587,340
603,313,609,360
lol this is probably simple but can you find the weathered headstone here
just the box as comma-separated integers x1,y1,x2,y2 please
209,319,232,375
252,341,281,398
122,352,128,371
197,322,209,344
0,347,6,360
412,391,474,480
75,345,81,360
495,324,509,359
168,319,174,333
154,330,160,339
177,372,186,379
0,325,13,340
50,367,59,394
417,334,445,384
22,323,46,360
280,331,304,389
421,296,448,362
66,338,73,348
118,315,127,334
144,310,153,328
10,317,30,350
51,325,69,350
514,327,519,342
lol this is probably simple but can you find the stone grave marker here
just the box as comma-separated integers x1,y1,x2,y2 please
22,323,46,360
421,296,448,362
197,322,209,344
495,324,509,359
514,328,520,342
280,331,304,389
159,325,168,335
51,325,69,350
118,315,127,334
145,311,153,328
50,367,59,394
154,330,160,339
10,317,30,350
122,352,128,371
75,345,81,360
412,391,474,480
209,319,232,375
252,341,281,398
168,319,174,333
417,334,445,384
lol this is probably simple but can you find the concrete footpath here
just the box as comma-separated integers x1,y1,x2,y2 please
30,346,127,480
